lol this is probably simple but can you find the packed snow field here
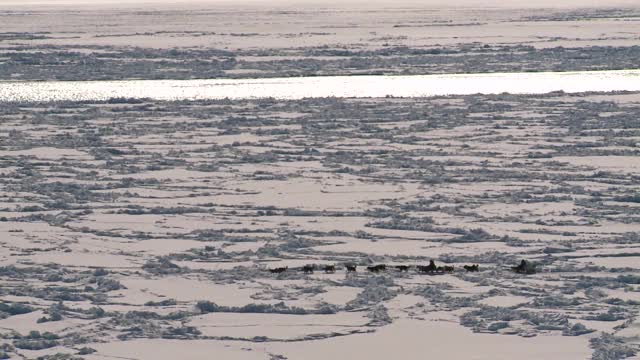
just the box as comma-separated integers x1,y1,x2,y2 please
1,2,640,80
1,92,640,359
2,1,640,360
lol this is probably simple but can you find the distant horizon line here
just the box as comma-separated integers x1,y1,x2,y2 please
2,0,639,9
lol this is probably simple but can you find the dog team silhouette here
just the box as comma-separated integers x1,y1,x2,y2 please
268,260,536,275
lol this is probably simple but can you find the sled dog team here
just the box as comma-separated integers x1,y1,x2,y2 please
268,260,536,275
